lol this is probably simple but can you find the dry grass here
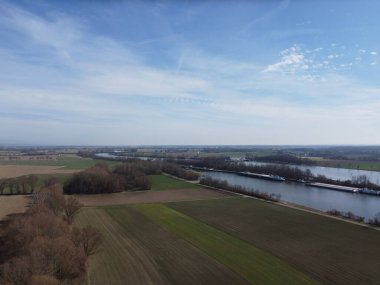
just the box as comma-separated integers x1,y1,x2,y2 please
72,188,229,207
0,195,30,220
0,165,79,179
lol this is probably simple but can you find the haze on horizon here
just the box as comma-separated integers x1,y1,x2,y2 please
0,0,379,145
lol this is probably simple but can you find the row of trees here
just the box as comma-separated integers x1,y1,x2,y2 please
249,154,315,165
162,162,199,181
0,184,103,285
180,157,380,191
0,175,38,195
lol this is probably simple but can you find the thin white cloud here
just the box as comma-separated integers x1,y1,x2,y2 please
263,45,309,74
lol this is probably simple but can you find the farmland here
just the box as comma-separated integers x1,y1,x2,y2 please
169,197,380,285
76,206,249,285
0,195,29,220
73,188,226,207
0,155,120,170
0,165,78,179
2,163,380,284
76,197,380,285
138,203,320,285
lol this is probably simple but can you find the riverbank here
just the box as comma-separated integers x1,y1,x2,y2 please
190,166,380,195
203,182,379,231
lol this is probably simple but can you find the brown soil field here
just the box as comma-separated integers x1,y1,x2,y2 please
169,197,380,285
73,188,230,207
0,195,30,220
0,165,79,179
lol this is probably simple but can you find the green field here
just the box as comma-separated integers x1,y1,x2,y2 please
149,175,201,191
76,197,380,285
0,156,120,169
169,198,380,285
76,206,249,285
137,204,320,285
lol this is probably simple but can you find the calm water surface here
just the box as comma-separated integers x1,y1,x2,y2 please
245,161,380,185
202,171,380,221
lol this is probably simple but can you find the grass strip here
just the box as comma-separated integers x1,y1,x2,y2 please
149,174,200,191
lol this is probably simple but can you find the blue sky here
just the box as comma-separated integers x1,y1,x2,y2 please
0,0,379,145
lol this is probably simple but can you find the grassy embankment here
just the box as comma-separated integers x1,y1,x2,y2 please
149,174,201,191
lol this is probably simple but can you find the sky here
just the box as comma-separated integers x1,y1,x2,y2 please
0,0,380,145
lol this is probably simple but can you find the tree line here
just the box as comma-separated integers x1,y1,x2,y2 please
0,175,38,195
200,176,281,202
179,157,380,191
0,183,103,285
162,162,199,181
64,160,200,195
247,154,315,165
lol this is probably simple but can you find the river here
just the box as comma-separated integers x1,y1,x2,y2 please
245,161,380,185
95,153,152,160
202,171,380,221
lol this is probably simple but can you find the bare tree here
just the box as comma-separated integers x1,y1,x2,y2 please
75,226,104,256
0,179,7,195
28,175,39,193
64,197,82,224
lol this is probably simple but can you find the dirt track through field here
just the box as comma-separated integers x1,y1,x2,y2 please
0,195,30,220
73,188,230,207
0,165,78,179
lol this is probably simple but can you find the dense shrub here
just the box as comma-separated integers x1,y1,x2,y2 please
64,165,125,194
64,162,157,194
326,209,365,222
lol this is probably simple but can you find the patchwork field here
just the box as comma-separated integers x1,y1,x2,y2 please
169,198,380,285
0,155,120,170
76,197,380,285
76,207,249,285
2,169,379,285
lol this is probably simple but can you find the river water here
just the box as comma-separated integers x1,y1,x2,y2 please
202,171,380,221
95,153,151,160
245,161,380,185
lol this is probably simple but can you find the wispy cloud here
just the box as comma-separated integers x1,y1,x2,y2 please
0,1,380,144
263,45,309,74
